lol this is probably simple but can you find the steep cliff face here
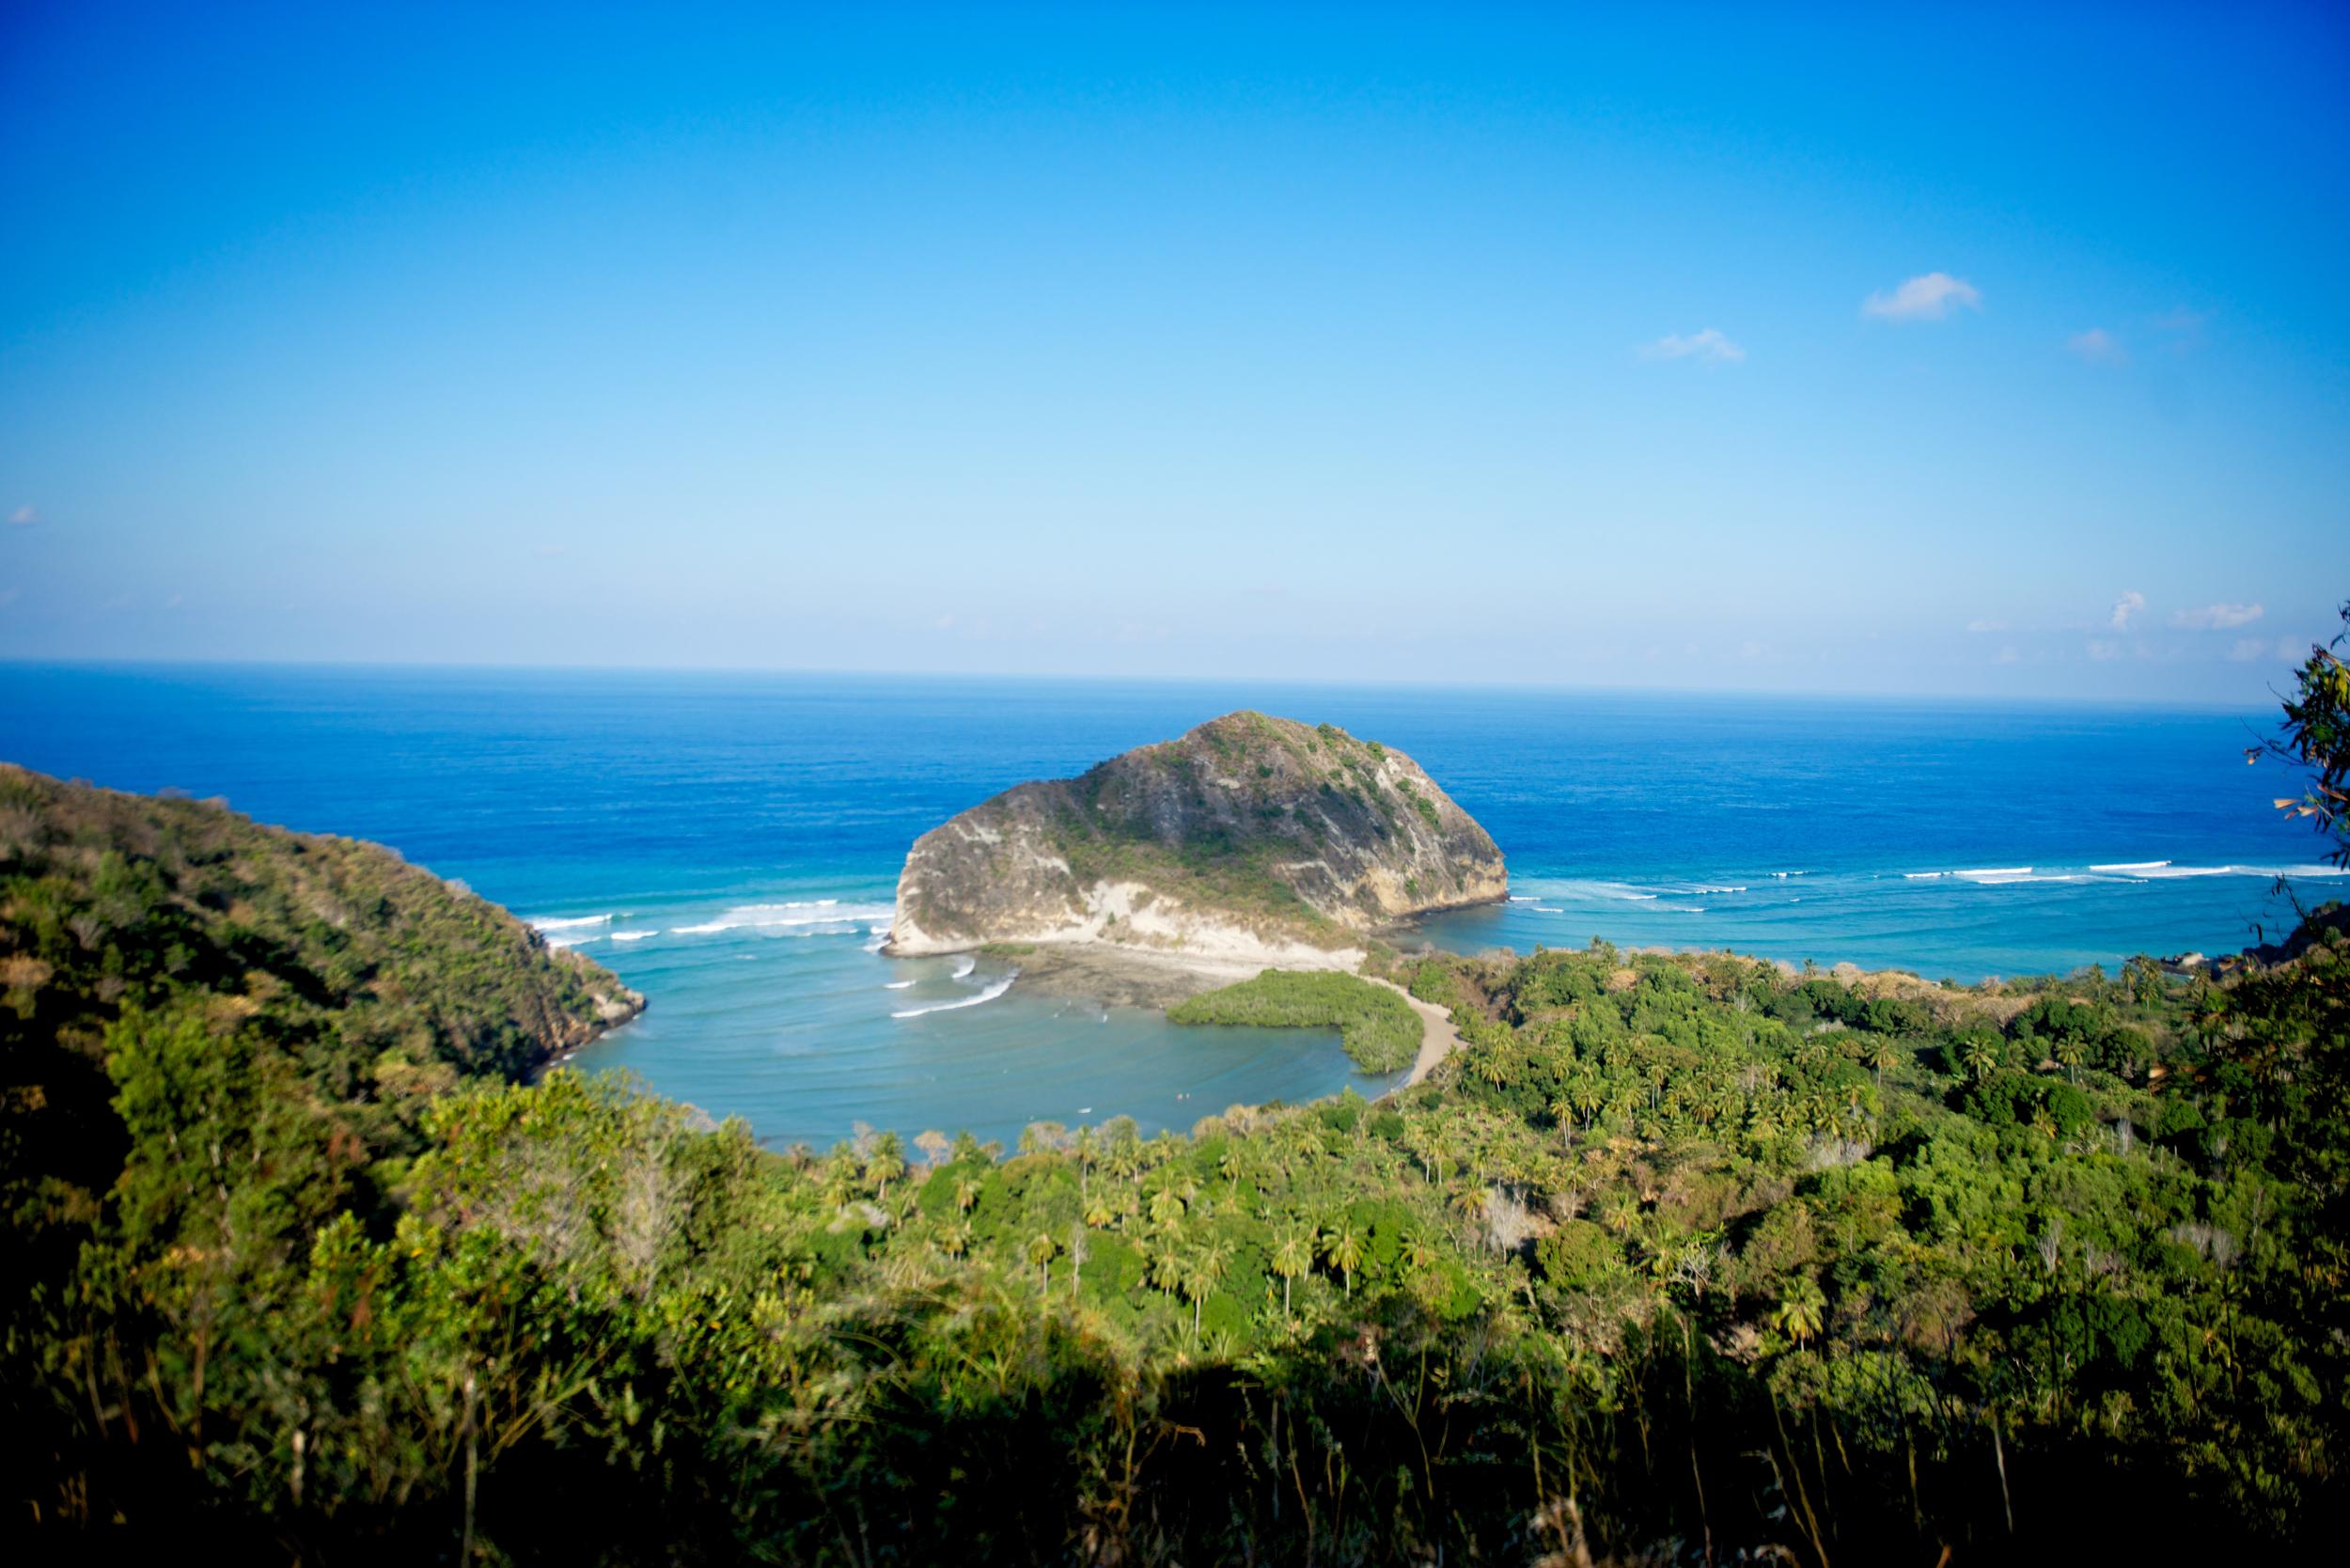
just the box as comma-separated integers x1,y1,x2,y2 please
885,712,1506,962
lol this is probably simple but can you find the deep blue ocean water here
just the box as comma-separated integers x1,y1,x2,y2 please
4,663,2340,1149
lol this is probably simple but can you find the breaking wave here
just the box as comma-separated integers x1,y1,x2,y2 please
669,900,895,936
893,974,1016,1019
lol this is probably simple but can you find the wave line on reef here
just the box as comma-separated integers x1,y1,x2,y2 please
893,974,1016,1018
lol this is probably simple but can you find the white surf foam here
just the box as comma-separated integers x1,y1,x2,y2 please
1904,871,1948,880
951,955,977,980
893,974,1016,1019
668,900,895,935
2092,860,2171,872
530,913,615,932
610,931,657,943
884,980,916,991
544,933,601,948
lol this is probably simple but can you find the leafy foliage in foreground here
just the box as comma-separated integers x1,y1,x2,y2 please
8,740,2350,1561
0,764,637,1541
1168,967,1421,1073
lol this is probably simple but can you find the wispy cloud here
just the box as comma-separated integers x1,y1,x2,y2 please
2087,639,2123,663
2068,327,2126,364
6,505,38,526
2151,306,2209,352
2227,636,2272,662
1638,328,1745,364
2170,602,2263,631
1862,272,1982,321
2109,590,2146,630
1966,618,2008,634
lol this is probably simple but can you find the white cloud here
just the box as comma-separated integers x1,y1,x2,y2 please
2109,590,2146,630
1862,272,1982,321
6,505,38,525
2227,637,2269,662
2068,328,2127,364
1966,618,2008,634
2087,639,2123,662
2170,602,2263,631
1638,327,1746,364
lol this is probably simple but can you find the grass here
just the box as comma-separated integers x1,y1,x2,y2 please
1167,969,1422,1074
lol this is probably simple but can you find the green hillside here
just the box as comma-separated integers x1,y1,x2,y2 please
8,621,2350,1560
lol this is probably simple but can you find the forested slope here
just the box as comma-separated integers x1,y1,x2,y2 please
0,763,642,1540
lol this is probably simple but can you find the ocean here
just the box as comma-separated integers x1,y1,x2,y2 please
4,663,2339,1150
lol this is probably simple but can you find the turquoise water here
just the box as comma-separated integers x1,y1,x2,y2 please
3,664,2339,1148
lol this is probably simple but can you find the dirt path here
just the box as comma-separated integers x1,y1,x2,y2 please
1365,977,1462,1092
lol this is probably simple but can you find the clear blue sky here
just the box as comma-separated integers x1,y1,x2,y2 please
4,2,2346,699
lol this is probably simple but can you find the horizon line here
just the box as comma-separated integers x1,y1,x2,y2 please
0,652,2284,714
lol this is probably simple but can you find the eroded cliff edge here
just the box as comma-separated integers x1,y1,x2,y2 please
884,712,1506,973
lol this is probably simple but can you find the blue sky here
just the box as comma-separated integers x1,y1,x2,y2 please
3,2,2346,699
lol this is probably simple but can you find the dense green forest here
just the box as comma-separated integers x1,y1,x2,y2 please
6,614,2349,1562
1169,969,1422,1073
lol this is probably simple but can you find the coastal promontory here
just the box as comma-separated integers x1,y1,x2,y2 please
883,712,1506,972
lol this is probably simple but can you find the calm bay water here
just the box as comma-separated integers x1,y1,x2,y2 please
3,663,2338,1149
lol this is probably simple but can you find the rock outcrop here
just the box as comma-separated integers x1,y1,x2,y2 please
884,712,1506,965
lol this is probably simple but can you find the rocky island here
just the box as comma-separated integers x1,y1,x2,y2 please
883,712,1505,995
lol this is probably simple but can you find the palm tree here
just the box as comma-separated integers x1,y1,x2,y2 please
1451,1184,1491,1230
1183,1238,1232,1338
1026,1231,1058,1295
1145,1237,1186,1299
1772,1277,1825,1346
866,1131,906,1203
939,1219,974,1259
2053,1034,2088,1083
1218,1142,1248,1199
1271,1226,1312,1316
1071,1125,1099,1195
1017,1121,1065,1158
1867,1038,1902,1089
1083,1194,1118,1230
1960,1036,1999,1083
1545,1095,1577,1150
1320,1221,1365,1297
954,1176,980,1215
